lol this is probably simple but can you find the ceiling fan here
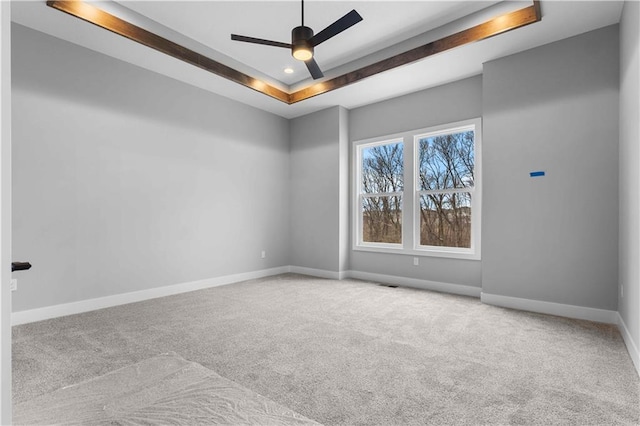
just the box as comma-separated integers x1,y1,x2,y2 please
231,0,363,80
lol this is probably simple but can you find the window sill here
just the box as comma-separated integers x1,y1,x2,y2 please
352,244,480,261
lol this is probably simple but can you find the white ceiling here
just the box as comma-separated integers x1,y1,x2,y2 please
117,1,501,86
11,1,624,119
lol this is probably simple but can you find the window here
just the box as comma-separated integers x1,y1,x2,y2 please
353,118,481,260
357,140,403,246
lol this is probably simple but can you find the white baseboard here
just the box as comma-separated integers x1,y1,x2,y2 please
617,313,640,377
289,266,346,280
347,270,482,298
480,292,618,324
11,266,290,326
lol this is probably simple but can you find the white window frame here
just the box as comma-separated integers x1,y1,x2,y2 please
352,118,481,260
353,137,404,250
413,119,482,259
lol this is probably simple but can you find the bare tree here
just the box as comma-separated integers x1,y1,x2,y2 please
418,131,474,247
361,143,403,243
359,131,474,247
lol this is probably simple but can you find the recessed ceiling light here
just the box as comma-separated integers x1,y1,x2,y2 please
284,67,294,74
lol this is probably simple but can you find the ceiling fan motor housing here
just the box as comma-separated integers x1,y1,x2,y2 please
292,26,314,61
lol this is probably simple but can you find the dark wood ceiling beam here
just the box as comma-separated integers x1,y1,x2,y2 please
46,1,542,106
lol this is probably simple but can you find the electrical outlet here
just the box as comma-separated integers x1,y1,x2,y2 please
10,279,17,292
261,251,266,259
413,257,419,266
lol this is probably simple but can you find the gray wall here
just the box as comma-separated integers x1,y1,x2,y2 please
289,106,348,274
338,107,350,273
11,25,290,311
348,76,483,288
619,1,640,353
482,25,619,310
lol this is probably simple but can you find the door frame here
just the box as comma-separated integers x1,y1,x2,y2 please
0,1,12,423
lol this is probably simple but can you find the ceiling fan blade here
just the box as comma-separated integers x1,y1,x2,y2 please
231,34,291,49
309,9,363,47
305,57,324,80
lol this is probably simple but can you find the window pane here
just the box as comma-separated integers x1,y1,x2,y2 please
418,130,474,190
361,142,404,193
419,192,471,248
362,196,402,244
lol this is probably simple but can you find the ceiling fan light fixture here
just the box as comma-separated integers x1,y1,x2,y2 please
292,25,314,61
292,45,313,61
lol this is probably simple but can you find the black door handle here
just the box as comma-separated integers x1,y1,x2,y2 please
11,262,32,272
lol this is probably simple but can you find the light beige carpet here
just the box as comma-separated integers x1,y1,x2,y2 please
12,274,640,425
14,352,319,425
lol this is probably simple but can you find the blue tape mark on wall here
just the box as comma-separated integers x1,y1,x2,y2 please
530,171,545,177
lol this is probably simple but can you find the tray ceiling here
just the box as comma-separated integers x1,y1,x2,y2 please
11,1,624,118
